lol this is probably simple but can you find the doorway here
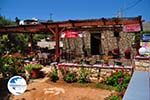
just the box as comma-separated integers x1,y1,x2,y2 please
91,33,101,55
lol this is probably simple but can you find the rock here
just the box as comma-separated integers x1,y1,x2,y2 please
43,87,65,95
44,90,55,94
54,91,60,95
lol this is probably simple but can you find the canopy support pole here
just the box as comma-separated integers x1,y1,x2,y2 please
48,26,65,62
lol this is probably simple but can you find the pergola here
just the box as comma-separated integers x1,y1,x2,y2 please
0,16,142,62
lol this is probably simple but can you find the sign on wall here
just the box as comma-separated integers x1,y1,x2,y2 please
123,24,141,32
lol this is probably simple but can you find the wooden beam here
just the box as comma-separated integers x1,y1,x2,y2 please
47,27,55,35
0,16,142,34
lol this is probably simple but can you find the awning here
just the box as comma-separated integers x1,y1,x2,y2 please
61,30,82,38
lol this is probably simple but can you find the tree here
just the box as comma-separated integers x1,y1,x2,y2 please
0,16,16,26
0,16,28,55
15,17,20,25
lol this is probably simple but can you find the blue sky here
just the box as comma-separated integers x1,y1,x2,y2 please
0,0,150,21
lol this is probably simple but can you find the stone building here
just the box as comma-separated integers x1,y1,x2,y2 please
0,16,142,61
62,29,136,58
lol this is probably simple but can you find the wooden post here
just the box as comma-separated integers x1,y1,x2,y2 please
55,27,60,62
48,26,65,62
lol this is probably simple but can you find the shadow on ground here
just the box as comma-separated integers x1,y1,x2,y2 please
0,78,11,100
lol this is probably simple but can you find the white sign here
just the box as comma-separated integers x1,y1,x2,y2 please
7,76,27,95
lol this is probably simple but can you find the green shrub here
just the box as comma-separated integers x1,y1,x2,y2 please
24,64,33,72
105,94,122,100
64,72,77,83
59,66,77,83
49,66,59,82
105,71,131,92
0,56,24,78
78,67,90,83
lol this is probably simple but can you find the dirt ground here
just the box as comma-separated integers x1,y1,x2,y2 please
10,78,111,100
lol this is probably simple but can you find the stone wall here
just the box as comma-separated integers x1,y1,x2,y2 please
62,31,135,57
56,66,132,83
101,31,135,55
44,63,132,83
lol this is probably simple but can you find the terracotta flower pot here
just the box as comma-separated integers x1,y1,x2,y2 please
31,69,41,78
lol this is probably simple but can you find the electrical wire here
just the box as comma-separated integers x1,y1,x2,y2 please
123,0,143,11
115,0,143,17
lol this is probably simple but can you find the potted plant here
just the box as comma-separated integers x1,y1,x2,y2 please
24,64,43,79
31,64,43,78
